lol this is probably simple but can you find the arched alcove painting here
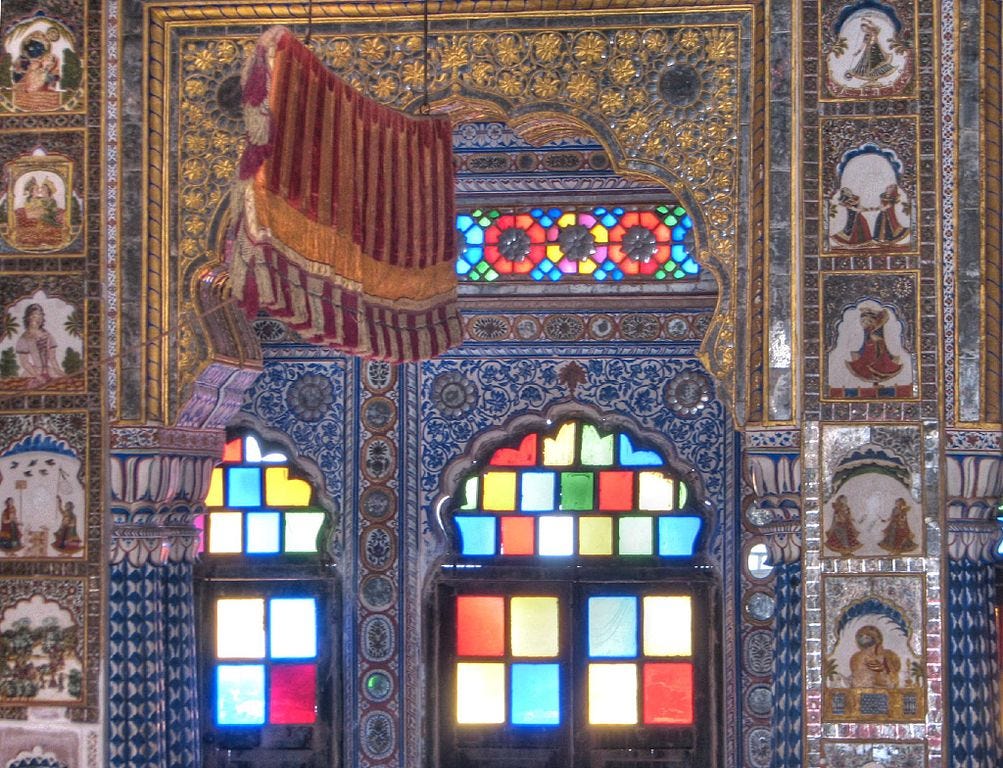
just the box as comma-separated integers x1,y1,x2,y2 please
823,1,914,100
822,272,918,400
822,575,924,723
827,146,912,251
821,424,922,559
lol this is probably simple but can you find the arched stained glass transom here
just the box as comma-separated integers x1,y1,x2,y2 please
451,420,704,560
455,204,698,282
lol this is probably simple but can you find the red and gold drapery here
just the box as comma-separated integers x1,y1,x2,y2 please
226,27,461,362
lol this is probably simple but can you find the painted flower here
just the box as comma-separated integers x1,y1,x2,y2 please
431,371,478,418
360,37,389,63
494,34,524,67
402,61,425,89
567,73,598,102
373,75,398,100
677,29,702,52
287,373,335,422
498,72,525,97
329,40,354,68
532,72,562,100
440,39,469,70
532,33,563,63
610,57,637,84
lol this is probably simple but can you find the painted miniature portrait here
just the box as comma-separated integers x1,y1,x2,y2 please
823,576,925,722
826,299,915,398
0,14,83,114
824,2,913,99
0,148,80,252
0,430,85,559
0,291,83,393
827,145,913,252
822,443,921,558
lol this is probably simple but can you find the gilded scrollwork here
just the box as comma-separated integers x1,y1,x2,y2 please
168,15,743,419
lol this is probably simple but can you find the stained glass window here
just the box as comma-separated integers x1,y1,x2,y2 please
202,435,325,556
198,431,333,762
440,418,712,767
451,421,702,560
455,205,698,283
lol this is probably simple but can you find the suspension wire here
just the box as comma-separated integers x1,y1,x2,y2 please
421,0,431,114
305,0,315,46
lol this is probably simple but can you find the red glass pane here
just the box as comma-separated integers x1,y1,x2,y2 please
598,471,634,511
643,663,693,725
490,433,538,466
222,438,242,464
456,596,505,657
500,516,535,555
269,664,317,724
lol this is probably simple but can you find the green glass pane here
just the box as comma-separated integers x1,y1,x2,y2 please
560,472,594,511
678,481,688,508
580,425,614,465
619,516,654,555
460,477,479,510
284,511,324,553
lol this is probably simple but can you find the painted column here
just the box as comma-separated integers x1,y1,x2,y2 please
743,430,802,768
107,426,222,768
945,430,1003,767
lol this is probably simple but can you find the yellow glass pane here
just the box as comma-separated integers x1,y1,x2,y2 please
643,596,692,656
511,597,560,657
216,598,265,658
264,467,311,507
205,467,224,507
482,472,517,511
588,663,638,724
208,512,243,554
579,517,613,555
591,224,609,243
456,662,506,724
543,423,577,466
638,472,675,511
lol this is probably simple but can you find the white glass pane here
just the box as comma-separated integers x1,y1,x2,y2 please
638,472,674,511
588,663,638,724
208,511,243,554
284,512,324,553
216,598,265,659
456,662,506,724
246,512,280,554
643,596,691,656
538,516,574,556
269,597,317,659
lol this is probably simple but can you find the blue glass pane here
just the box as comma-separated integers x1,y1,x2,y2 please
618,435,663,467
216,664,265,725
226,467,262,507
245,512,280,554
511,663,560,725
658,516,703,556
462,245,483,265
455,515,497,556
588,596,637,658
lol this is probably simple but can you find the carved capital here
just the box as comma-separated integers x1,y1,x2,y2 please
944,429,1003,563
109,426,224,565
743,428,802,563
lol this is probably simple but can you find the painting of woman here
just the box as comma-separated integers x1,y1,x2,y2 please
0,497,21,550
52,494,81,551
845,307,902,384
878,498,917,555
13,303,63,386
825,494,861,555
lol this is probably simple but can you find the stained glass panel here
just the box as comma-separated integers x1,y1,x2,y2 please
216,664,265,725
284,511,325,553
580,424,614,465
456,596,505,657
658,517,702,557
270,598,317,659
510,597,559,657
619,517,654,555
500,516,535,556
511,663,561,725
457,663,506,724
520,472,556,512
264,467,311,507
588,596,637,657
483,471,518,511
560,472,594,510
227,467,262,507
588,664,638,724
643,663,693,725
217,598,265,659
457,205,698,283
643,596,691,657
537,516,574,556
269,664,317,724
579,517,613,556
246,511,281,554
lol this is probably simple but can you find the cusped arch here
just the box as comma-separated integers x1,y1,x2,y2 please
430,401,716,565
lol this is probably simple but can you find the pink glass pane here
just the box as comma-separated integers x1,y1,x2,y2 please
643,663,693,725
456,596,505,657
269,664,317,724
